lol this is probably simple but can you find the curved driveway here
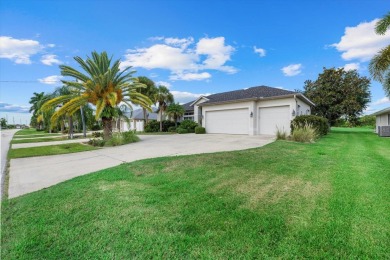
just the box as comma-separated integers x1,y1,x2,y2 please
9,134,274,198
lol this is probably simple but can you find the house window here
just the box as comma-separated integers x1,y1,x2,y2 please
183,112,194,121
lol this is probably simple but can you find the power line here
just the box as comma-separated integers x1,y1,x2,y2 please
0,80,59,83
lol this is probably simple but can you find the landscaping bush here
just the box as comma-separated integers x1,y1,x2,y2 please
168,126,177,132
161,120,176,132
122,131,139,143
195,126,206,134
291,115,329,136
107,131,140,146
92,131,102,138
176,127,189,134
290,122,318,143
179,120,198,133
275,126,288,140
144,120,160,132
359,115,376,128
88,138,105,147
91,124,102,131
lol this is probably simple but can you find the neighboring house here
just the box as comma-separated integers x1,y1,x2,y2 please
372,107,390,136
182,85,314,135
114,108,158,132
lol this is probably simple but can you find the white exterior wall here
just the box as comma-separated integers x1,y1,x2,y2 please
121,119,144,132
376,113,390,133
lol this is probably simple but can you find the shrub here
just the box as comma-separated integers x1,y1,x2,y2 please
291,115,329,136
176,127,189,134
92,131,102,138
91,124,102,131
290,122,318,143
161,120,176,132
88,138,105,147
144,121,160,132
168,126,177,132
107,131,140,146
195,126,206,134
122,131,140,143
359,115,376,128
179,120,198,133
275,126,287,140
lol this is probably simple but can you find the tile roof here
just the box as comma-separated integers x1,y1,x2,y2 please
182,101,194,111
124,108,158,120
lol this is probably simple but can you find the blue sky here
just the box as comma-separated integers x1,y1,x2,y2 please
0,0,389,124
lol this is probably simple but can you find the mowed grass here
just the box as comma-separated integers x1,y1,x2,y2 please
11,136,68,144
13,128,60,136
8,143,99,159
2,128,389,258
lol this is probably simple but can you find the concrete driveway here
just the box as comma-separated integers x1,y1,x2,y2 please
9,134,274,198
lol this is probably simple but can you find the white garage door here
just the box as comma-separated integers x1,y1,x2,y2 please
259,106,290,135
205,108,249,134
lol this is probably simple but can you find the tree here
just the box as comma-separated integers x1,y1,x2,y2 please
42,51,152,140
304,67,371,126
0,118,7,128
166,103,185,127
29,92,53,131
136,76,157,123
369,12,390,97
154,85,174,132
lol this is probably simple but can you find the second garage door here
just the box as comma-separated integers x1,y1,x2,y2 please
259,106,290,135
205,108,249,134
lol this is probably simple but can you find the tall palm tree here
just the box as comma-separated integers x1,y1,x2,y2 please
369,12,390,97
154,85,174,132
136,76,157,124
41,51,152,139
29,92,52,130
166,103,185,127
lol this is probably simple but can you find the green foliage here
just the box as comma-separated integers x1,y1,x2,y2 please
88,138,106,147
290,122,318,143
145,120,176,132
179,119,198,133
92,132,103,138
176,127,189,134
106,131,140,146
9,143,98,158
195,126,206,134
291,115,329,136
121,131,139,143
359,115,376,127
275,126,287,140
1,118,7,128
168,126,177,132
304,67,371,125
166,103,185,126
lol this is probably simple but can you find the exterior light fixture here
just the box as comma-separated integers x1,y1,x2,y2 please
292,109,296,116
250,112,253,117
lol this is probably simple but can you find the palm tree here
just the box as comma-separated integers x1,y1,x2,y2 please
29,92,52,130
136,76,157,124
154,85,174,132
41,51,152,139
166,103,185,127
369,12,390,97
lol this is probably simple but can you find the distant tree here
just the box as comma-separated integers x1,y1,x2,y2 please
166,103,185,127
304,67,371,126
136,76,157,123
154,85,174,132
0,118,7,128
369,12,390,97
29,92,53,131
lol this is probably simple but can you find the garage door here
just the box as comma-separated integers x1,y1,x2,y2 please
205,108,249,134
259,106,290,135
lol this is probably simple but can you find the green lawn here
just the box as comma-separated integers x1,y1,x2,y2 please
11,136,68,144
8,143,99,159
1,128,389,258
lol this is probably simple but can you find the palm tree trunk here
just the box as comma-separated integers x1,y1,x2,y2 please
68,116,74,139
80,106,86,137
143,108,148,124
60,119,65,133
102,117,113,140
159,110,163,132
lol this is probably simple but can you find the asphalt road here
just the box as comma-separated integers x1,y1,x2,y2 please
1,129,19,198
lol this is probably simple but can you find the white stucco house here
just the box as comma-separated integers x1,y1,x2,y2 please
372,107,390,136
182,85,314,135
114,108,158,132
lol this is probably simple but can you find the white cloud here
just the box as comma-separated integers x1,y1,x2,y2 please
281,64,302,76
171,90,212,104
332,19,390,62
343,62,360,71
170,72,211,81
47,44,56,48
155,81,171,88
372,97,390,106
121,36,236,81
253,46,266,57
41,54,62,66
0,36,43,64
38,75,63,85
0,102,30,113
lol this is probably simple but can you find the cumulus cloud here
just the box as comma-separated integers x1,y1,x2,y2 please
121,36,236,81
0,102,30,113
155,81,172,88
38,75,63,85
372,97,390,106
253,46,266,57
332,19,390,62
171,90,212,104
281,64,302,76
343,62,360,71
170,72,211,81
0,36,43,64
41,54,62,66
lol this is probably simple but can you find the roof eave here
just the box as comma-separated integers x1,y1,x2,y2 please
371,107,390,116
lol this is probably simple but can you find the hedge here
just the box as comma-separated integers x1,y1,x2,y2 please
291,115,329,136
195,126,206,134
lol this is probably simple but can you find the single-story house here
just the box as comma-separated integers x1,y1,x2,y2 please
114,108,158,132
372,107,390,136
182,85,314,135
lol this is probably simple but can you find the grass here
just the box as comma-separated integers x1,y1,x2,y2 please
11,136,68,144
1,128,389,258
8,143,99,159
